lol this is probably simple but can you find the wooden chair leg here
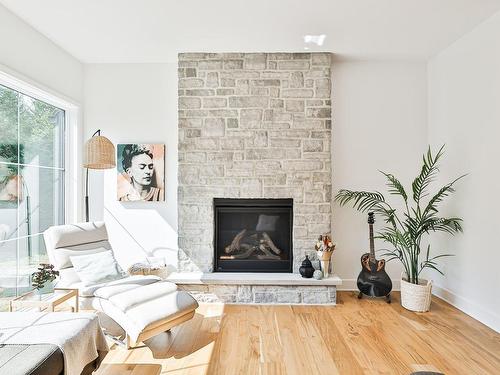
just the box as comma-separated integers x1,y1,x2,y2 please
126,335,137,350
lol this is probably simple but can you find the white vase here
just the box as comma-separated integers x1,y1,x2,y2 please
320,260,331,277
400,273,432,312
316,251,333,278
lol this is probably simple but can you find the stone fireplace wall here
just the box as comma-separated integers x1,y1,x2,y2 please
178,52,332,272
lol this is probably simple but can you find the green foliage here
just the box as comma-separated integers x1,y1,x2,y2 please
1,85,64,212
335,146,465,284
31,263,59,290
0,84,64,170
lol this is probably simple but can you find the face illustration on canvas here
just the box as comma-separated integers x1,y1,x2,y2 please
117,144,165,202
127,153,154,187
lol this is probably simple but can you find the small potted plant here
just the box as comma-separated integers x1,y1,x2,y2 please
335,146,465,312
32,263,59,295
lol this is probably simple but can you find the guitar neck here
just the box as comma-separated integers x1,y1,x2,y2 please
369,223,375,262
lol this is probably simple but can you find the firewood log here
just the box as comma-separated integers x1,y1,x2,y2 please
258,244,281,259
225,229,247,253
260,232,282,254
230,246,259,259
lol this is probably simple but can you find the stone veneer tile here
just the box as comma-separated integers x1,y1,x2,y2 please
178,53,332,272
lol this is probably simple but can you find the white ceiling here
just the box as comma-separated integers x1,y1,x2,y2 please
2,0,500,63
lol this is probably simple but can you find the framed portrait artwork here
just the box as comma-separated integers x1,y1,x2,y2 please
117,144,165,202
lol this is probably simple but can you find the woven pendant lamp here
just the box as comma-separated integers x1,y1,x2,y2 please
83,134,116,169
83,130,116,221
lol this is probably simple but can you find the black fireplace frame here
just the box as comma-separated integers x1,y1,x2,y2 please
213,198,293,273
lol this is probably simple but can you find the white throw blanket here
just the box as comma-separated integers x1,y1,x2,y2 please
0,312,109,375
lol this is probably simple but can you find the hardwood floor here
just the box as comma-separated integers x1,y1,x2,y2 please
96,292,500,375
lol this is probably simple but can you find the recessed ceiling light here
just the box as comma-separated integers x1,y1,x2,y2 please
304,34,326,46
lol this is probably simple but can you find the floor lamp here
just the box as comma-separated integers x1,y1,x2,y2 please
83,129,116,222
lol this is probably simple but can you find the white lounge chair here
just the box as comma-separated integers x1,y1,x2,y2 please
43,221,198,348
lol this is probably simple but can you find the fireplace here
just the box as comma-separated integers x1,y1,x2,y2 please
213,198,293,272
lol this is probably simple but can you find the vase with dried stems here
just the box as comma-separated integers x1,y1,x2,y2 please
315,234,336,278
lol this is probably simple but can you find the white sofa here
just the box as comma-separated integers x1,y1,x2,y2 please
43,221,198,348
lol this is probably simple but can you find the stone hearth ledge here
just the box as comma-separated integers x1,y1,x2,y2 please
166,272,341,304
167,272,342,285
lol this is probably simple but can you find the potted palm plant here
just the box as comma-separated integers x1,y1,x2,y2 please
335,146,465,312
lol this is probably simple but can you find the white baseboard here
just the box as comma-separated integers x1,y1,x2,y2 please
337,278,401,291
432,284,500,333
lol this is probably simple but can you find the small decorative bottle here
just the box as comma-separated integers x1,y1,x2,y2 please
299,255,315,278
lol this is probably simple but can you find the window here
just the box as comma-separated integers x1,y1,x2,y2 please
0,83,66,311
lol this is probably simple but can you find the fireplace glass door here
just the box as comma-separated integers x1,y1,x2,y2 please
214,198,293,272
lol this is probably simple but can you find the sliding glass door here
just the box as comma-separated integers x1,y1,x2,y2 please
0,84,65,311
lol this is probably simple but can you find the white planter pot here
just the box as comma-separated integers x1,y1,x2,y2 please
400,273,432,312
36,280,55,295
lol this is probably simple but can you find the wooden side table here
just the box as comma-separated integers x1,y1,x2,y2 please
9,288,79,312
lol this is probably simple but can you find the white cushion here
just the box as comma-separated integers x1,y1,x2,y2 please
93,289,198,341
91,275,162,298
104,281,178,311
57,268,81,285
125,290,197,332
52,241,111,269
65,275,161,297
70,250,125,286
46,221,108,249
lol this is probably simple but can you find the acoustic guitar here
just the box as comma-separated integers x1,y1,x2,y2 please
357,212,392,302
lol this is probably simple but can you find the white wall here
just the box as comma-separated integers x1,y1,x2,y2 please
83,63,179,270
428,11,500,332
331,60,428,289
0,4,83,102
